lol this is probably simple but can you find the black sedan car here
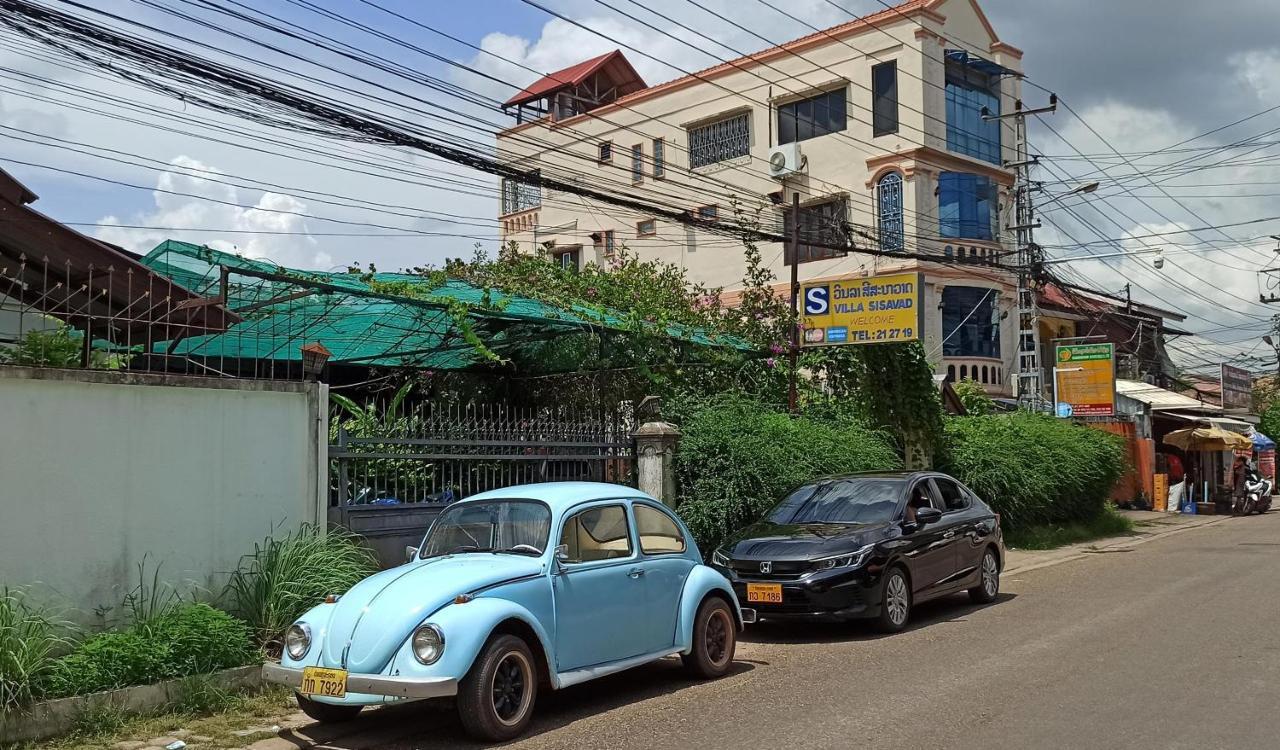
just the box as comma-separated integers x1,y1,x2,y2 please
710,472,1003,631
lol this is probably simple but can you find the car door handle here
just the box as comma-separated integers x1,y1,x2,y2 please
628,567,646,578
942,530,956,539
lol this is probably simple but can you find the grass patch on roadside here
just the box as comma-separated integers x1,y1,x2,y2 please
9,685,295,750
1005,506,1135,551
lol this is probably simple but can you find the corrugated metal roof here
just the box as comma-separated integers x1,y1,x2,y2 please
502,50,645,108
1116,380,1220,411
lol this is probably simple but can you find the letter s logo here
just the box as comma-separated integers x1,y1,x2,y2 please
804,285,830,315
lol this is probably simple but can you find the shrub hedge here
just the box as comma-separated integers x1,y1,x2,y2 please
939,413,1127,528
42,603,258,699
673,396,900,555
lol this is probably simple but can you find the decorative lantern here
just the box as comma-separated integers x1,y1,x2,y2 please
300,342,332,381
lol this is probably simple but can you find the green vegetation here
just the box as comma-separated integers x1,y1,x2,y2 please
673,395,900,554
1003,505,1135,550
41,604,258,699
0,589,71,713
224,524,377,652
952,378,996,416
940,412,1128,529
0,326,83,368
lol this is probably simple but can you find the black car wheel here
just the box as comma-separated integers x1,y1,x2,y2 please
969,548,1000,604
457,634,538,742
295,694,363,723
876,567,911,633
682,597,737,678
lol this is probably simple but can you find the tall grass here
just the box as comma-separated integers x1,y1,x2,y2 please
0,588,72,713
224,524,378,653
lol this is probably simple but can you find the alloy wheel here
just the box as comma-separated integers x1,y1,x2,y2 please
490,651,533,727
886,574,909,626
982,553,999,598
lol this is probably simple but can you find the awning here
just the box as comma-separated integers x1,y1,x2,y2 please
1164,426,1253,452
944,49,1020,78
1116,380,1219,412
1252,432,1276,451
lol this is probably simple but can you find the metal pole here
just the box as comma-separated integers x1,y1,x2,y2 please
788,191,800,414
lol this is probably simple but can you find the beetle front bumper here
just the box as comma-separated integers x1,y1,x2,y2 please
262,663,458,699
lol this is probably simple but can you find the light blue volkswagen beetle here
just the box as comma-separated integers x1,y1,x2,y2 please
262,482,745,741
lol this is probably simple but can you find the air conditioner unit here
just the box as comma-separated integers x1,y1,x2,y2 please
767,142,804,179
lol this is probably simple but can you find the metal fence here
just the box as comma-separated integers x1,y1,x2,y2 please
329,401,636,507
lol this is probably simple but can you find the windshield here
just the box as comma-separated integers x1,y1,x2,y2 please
766,479,904,525
419,500,552,558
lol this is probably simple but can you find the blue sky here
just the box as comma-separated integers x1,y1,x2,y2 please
4,0,1280,368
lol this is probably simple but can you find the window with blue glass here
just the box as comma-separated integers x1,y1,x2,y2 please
941,286,1000,359
877,172,903,251
945,59,1001,164
938,172,996,240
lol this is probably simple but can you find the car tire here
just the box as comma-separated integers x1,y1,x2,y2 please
681,597,737,679
968,548,1001,604
295,694,363,723
876,567,912,633
456,634,538,742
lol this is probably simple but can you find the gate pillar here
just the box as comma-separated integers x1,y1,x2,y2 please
634,420,680,507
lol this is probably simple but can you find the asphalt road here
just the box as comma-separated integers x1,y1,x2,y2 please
311,513,1280,749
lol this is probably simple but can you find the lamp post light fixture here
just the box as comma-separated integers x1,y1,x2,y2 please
300,342,332,381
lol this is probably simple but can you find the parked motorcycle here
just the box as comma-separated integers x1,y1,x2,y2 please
1243,475,1273,515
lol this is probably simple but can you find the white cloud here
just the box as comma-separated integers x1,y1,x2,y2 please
94,156,332,269
1231,49,1280,103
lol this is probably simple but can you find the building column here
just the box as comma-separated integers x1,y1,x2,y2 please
634,420,681,507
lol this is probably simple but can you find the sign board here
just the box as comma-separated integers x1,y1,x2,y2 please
1220,364,1253,411
800,272,923,347
1054,343,1115,417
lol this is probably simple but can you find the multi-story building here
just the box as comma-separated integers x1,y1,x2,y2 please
496,0,1026,395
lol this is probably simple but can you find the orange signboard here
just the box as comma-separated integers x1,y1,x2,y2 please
1055,343,1115,417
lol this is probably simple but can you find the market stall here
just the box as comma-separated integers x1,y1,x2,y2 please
1163,426,1254,513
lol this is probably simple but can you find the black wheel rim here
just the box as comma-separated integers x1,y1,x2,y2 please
705,609,731,666
490,652,530,725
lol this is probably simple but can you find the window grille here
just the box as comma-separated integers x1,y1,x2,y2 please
688,112,750,168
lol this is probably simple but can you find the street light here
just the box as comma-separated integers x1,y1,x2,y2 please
1042,247,1164,268
1037,181,1101,209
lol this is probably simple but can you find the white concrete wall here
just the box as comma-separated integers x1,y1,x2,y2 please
0,367,326,623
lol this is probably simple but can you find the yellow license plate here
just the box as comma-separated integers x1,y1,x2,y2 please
300,667,347,698
746,583,783,603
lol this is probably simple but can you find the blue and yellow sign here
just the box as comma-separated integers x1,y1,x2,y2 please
800,272,923,347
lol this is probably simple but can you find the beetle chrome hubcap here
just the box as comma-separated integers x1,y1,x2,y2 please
491,652,532,726
886,575,908,625
982,553,999,597
705,609,732,666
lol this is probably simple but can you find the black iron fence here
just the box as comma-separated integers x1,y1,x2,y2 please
327,400,635,566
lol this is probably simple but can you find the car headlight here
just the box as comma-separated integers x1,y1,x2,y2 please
411,624,445,665
284,623,311,660
711,548,730,566
812,544,876,572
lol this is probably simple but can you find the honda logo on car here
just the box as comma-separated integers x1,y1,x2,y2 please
799,272,923,347
759,561,772,574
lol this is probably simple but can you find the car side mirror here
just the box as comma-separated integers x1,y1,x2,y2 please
405,545,418,563
553,543,570,573
915,507,943,526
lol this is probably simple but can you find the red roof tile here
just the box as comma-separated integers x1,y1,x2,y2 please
502,50,644,108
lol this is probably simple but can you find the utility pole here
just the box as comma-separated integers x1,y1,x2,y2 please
788,191,801,414
985,95,1057,411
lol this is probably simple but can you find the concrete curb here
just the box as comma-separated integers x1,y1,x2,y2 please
1003,515,1236,577
0,665,262,744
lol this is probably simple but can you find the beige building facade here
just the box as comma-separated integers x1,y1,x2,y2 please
496,0,1024,395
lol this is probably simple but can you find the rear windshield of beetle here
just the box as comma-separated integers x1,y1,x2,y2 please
766,479,904,524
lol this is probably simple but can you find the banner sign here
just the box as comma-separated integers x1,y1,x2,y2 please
1220,364,1252,411
1055,343,1115,417
800,272,923,346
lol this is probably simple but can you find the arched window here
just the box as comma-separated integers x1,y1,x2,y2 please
981,365,989,383
960,365,969,380
877,172,904,252
947,365,956,382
